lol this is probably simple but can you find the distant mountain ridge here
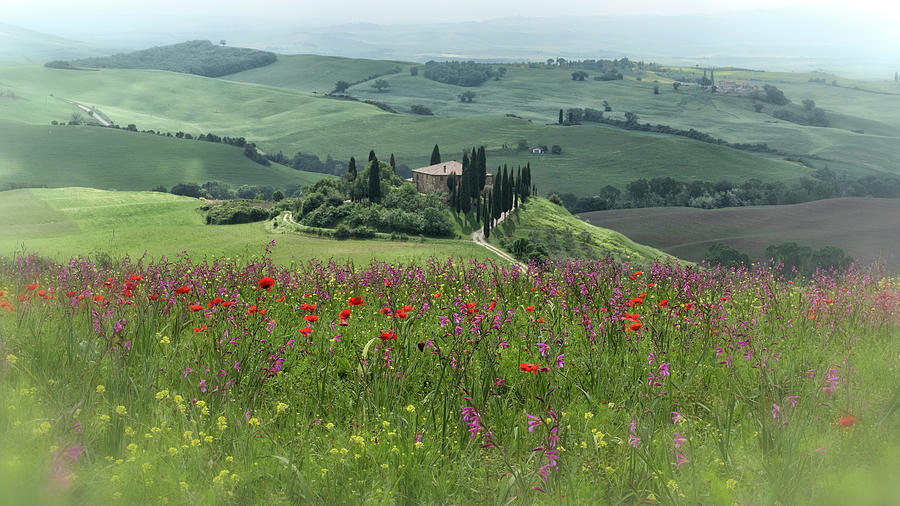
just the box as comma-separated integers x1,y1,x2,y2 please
57,40,277,78
0,22,117,63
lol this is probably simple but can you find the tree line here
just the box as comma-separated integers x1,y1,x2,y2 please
559,169,900,213
52,40,277,78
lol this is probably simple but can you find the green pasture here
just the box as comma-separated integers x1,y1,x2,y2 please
490,198,672,265
578,198,900,271
0,121,324,191
0,62,816,197
222,54,408,93
0,188,499,265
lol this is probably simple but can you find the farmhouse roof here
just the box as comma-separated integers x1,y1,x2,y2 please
411,160,463,176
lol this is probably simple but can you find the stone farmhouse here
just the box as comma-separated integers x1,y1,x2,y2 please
407,160,494,194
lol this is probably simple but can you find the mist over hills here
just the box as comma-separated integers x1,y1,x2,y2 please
2,9,896,77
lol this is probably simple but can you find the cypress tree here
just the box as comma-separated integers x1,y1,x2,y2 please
460,151,471,212
430,144,441,165
483,198,490,240
368,150,376,162
348,157,357,180
559,109,564,124
389,153,396,174
477,145,487,192
492,170,501,220
501,165,510,213
447,174,457,199
368,157,381,203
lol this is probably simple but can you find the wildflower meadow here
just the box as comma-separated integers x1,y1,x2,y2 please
0,248,898,504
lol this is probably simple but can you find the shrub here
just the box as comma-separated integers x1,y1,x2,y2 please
205,201,270,225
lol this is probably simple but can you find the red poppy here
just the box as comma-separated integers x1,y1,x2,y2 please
221,301,233,307
248,305,259,314
298,327,312,335
0,290,5,297
463,302,477,315
379,330,397,343
304,315,318,323
825,299,834,304
396,310,408,319
339,310,351,320
148,293,159,301
25,283,38,291
276,295,285,303
189,305,203,312
627,322,643,331
175,286,190,295
432,292,441,298
129,274,143,282
208,297,222,307
658,299,669,308
403,304,413,312
837,416,855,427
193,324,207,332
684,302,694,310
103,278,114,288
489,301,497,310
258,278,275,291
348,296,364,306
300,303,317,312
384,280,391,287
627,298,643,307
65,291,76,297
525,305,535,311
536,318,545,323
519,363,541,373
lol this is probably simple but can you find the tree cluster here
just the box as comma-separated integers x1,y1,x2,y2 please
422,61,499,87
266,151,345,175
293,173,453,238
60,40,277,78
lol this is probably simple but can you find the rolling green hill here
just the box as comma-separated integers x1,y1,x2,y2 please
0,121,324,191
577,198,900,270
0,188,497,265
64,40,277,78
491,198,674,265
0,62,816,197
222,54,405,93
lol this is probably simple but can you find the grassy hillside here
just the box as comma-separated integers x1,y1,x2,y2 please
0,121,324,191
491,198,673,265
346,64,900,179
64,40,277,78
0,188,498,264
0,62,813,197
222,54,406,93
578,198,900,270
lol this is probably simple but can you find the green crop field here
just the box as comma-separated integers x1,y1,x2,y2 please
0,188,500,265
222,54,407,93
0,62,820,198
577,198,900,270
0,121,324,191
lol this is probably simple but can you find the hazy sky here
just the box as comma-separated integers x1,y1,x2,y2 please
5,0,897,30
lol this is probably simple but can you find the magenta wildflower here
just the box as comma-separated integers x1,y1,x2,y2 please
658,362,670,377
556,353,565,369
672,411,683,425
629,434,641,448
771,403,780,419
675,449,689,468
536,342,550,357
786,395,799,408
673,432,686,450
648,352,656,365
526,412,542,433
461,406,484,440
200,379,207,393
